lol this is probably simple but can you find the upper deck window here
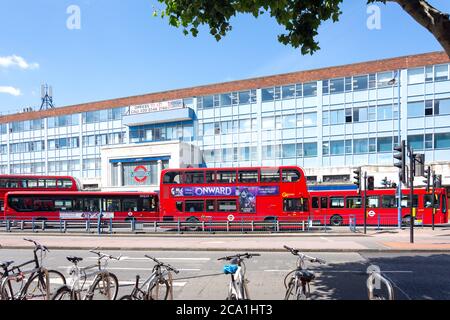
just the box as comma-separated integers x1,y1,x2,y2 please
238,170,258,183
282,169,301,182
163,172,181,184
184,171,205,184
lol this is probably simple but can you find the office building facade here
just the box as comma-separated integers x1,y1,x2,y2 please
0,52,449,191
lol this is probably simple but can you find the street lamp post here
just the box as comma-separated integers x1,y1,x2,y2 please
389,71,402,229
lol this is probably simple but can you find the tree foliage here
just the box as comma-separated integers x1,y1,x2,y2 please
154,0,450,56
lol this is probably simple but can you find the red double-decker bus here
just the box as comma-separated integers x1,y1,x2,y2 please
4,191,159,222
159,166,309,223
0,175,80,211
309,187,448,226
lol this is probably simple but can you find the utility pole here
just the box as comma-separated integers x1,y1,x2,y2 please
394,140,406,229
363,171,367,235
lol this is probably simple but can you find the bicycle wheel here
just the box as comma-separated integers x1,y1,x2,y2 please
89,273,119,300
23,270,66,300
295,283,309,300
0,283,11,300
284,279,296,300
119,295,133,300
51,285,73,300
147,278,170,300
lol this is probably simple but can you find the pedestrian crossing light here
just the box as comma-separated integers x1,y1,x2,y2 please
394,140,406,184
367,176,375,190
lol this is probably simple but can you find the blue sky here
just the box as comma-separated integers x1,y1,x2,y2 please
0,0,449,114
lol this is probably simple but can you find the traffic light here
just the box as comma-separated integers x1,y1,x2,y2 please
394,140,406,184
423,166,431,192
353,168,361,190
367,176,375,190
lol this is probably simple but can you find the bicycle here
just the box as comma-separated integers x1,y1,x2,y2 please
119,255,180,300
51,249,121,300
218,252,260,300
283,245,325,300
0,238,66,300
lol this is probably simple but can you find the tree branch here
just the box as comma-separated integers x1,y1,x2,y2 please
386,0,450,56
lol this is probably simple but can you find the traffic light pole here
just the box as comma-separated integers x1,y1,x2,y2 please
431,171,436,231
409,147,415,244
363,171,367,235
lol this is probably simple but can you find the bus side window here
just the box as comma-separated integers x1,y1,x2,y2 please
442,195,447,213
330,197,344,209
311,197,319,209
205,171,215,183
163,172,181,184
175,201,183,212
321,197,328,209
282,169,300,182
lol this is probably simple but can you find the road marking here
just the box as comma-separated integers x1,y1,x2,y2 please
57,266,200,272
87,257,211,261
264,269,290,272
320,237,331,242
53,278,187,287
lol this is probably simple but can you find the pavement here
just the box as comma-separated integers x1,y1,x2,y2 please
2,227,450,252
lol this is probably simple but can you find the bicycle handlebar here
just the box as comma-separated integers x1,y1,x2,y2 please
283,246,326,264
217,253,261,261
89,250,122,261
144,255,180,274
24,238,49,253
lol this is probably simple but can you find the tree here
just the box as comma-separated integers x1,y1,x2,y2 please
154,0,450,56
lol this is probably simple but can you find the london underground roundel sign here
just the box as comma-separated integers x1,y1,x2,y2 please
132,165,150,183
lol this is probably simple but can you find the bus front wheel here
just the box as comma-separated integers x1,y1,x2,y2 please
329,215,343,227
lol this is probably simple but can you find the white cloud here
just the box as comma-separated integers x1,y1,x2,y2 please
0,55,39,70
0,86,21,96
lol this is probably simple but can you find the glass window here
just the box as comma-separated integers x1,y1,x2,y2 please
345,108,352,123
239,91,250,104
205,200,215,212
330,109,345,125
282,144,296,158
353,139,368,154
283,198,308,212
425,100,434,116
296,143,303,157
367,196,380,208
408,135,424,150
407,101,424,118
312,197,319,209
260,169,280,183
345,140,352,154
345,77,352,91
303,143,317,157
238,170,258,183
295,84,303,97
303,82,317,97
185,200,204,212
322,142,329,156
353,107,368,122
321,197,328,209
382,195,396,208
353,75,368,91
377,105,392,120
322,111,329,125
184,171,204,184
163,172,181,184
424,195,440,208
261,88,275,102
282,169,301,182
369,138,376,153
282,85,295,99
377,137,392,152
303,112,317,127
220,93,232,106
436,98,450,115
262,117,274,130
322,80,329,95
435,133,450,149
216,171,236,183
330,140,345,155
202,95,214,109
377,71,394,88
330,78,344,94
282,115,296,128
425,134,433,149
217,200,237,212
435,64,449,81
369,73,376,89
330,197,345,208
346,197,362,209
408,68,425,84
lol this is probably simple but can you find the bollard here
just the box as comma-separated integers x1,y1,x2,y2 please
63,220,67,233
86,220,89,232
226,220,230,232
131,219,135,232
59,219,62,233
5,219,10,232
276,220,280,232
109,218,113,234
41,220,45,231
377,214,381,231
154,221,157,233
302,220,305,232
20,220,24,231
251,220,254,232
177,219,181,233
324,214,327,233
32,218,35,233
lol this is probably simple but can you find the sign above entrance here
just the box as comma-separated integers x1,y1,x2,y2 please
129,100,184,115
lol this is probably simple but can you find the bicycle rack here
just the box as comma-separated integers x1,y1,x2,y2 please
367,271,395,300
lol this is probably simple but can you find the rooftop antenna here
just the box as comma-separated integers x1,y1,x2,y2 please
40,84,55,110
